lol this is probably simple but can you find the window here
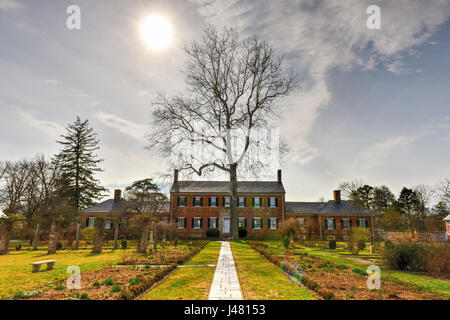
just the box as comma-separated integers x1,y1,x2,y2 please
342,218,352,230
209,197,218,207
119,218,127,229
177,217,186,229
178,196,186,207
194,196,202,207
192,217,202,229
269,197,277,208
357,219,368,228
161,217,169,223
223,197,230,207
325,218,336,231
87,217,95,227
253,197,262,208
252,217,262,230
269,218,278,230
209,217,218,229
297,218,305,226
238,197,246,207
105,219,112,230
238,217,247,229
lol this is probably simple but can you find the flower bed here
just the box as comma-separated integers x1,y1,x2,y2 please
247,241,443,300
22,264,175,300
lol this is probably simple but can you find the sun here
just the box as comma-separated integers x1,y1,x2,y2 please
140,15,172,50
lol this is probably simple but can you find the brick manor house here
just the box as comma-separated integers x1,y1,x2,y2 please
82,170,373,240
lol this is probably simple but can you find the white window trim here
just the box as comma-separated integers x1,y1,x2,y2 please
326,218,336,231
358,218,368,228
105,219,112,230
253,217,262,230
238,197,246,208
194,197,202,208
88,217,95,227
178,196,186,207
210,197,218,208
177,217,186,229
342,218,351,231
210,217,218,229
193,217,202,229
269,197,277,208
254,197,262,208
269,218,277,230
224,197,231,208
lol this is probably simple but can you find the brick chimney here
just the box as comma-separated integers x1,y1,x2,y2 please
333,190,341,203
277,169,282,183
174,169,179,183
114,189,122,201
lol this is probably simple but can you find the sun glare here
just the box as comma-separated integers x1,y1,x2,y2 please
140,15,172,50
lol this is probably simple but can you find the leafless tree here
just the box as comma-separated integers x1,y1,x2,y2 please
437,178,450,206
148,26,297,239
338,179,365,200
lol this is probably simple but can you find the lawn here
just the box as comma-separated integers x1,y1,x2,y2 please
0,248,136,299
231,241,316,300
141,241,222,300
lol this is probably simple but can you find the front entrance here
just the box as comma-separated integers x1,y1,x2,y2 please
222,217,230,234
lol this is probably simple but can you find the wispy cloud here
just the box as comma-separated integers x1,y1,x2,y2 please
19,111,64,137
190,0,450,164
94,111,147,141
0,0,22,11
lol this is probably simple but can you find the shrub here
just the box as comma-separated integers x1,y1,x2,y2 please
111,285,121,293
129,278,141,285
282,236,290,248
93,281,100,288
15,244,22,251
14,290,40,299
144,265,150,270
352,268,368,276
337,264,349,270
120,288,133,300
80,292,89,300
328,240,337,250
55,284,65,290
238,228,248,238
347,227,369,255
206,228,220,238
121,239,128,249
102,278,114,286
422,243,450,277
383,241,424,271
56,242,63,250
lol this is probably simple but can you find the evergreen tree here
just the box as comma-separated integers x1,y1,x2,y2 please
54,117,106,210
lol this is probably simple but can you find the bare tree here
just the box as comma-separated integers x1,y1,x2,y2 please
437,178,450,206
338,179,365,200
149,26,297,239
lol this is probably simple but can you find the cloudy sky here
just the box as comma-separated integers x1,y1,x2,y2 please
1,0,450,201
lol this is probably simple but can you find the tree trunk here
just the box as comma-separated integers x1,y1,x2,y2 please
74,223,80,250
48,222,58,254
33,223,40,250
229,163,239,240
0,220,12,255
113,222,119,250
153,223,158,253
137,219,150,254
92,218,105,254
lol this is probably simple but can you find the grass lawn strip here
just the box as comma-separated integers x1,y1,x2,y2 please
230,241,315,300
141,242,222,300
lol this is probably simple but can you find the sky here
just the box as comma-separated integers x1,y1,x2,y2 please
0,0,449,202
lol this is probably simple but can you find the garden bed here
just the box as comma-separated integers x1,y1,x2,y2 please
248,241,444,300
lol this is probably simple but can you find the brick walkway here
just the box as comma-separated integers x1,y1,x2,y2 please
208,241,243,300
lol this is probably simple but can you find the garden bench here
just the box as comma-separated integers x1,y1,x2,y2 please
31,260,58,273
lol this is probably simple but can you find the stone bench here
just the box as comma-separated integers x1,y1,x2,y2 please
31,260,58,273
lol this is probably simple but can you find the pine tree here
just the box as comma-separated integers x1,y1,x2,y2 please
54,117,106,210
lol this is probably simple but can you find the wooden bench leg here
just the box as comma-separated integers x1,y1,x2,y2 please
32,264,41,273
47,262,55,271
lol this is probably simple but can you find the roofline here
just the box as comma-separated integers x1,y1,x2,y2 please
169,192,286,195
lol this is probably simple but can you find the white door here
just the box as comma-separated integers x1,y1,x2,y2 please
222,217,230,233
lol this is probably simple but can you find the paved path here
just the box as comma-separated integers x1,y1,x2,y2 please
208,242,243,300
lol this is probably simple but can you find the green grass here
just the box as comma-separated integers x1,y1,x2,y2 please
231,241,315,300
0,248,137,299
141,242,221,300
